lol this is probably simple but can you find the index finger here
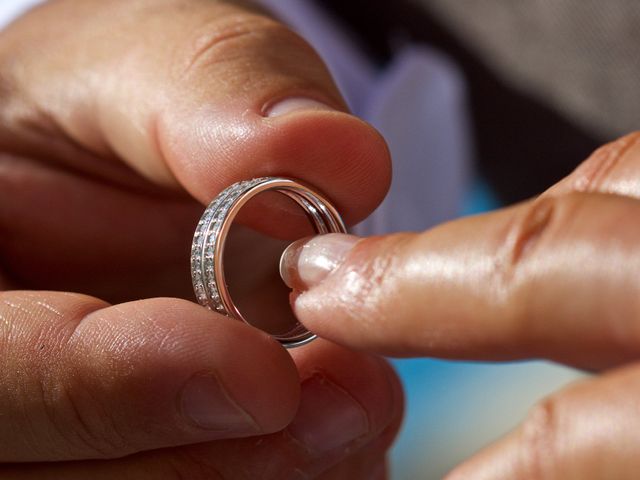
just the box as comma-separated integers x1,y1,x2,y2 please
285,191,640,371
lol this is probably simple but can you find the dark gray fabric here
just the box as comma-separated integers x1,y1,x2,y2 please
419,0,640,138
316,0,602,203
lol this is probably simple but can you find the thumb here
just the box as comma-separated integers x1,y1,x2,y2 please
0,291,299,462
2,0,390,226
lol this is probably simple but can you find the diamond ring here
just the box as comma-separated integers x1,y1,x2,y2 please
190,177,347,348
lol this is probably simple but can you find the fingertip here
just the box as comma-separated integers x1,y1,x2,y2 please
291,233,416,355
263,110,392,226
279,233,362,291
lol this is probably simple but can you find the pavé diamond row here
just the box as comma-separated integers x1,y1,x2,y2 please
190,177,347,348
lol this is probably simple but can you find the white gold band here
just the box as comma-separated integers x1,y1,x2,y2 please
191,177,346,348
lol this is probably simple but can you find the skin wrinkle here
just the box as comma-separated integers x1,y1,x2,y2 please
79,363,138,456
336,235,410,335
121,302,198,357
484,198,558,347
42,303,200,460
54,380,120,459
0,0,399,474
155,107,250,199
491,195,614,361
156,320,190,355
172,10,338,107
56,302,112,355
74,306,148,368
1,298,32,315
573,132,640,193
148,111,183,194
517,398,561,479
0,297,119,460
33,300,64,318
504,198,556,267
178,14,279,79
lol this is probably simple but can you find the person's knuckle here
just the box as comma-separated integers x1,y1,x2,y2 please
57,311,161,458
497,196,558,285
0,293,121,457
16,295,128,459
173,12,306,82
45,378,129,459
343,235,410,325
496,195,582,335
517,395,563,478
572,131,640,192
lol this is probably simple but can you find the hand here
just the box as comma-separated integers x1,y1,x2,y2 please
283,132,640,479
0,0,400,478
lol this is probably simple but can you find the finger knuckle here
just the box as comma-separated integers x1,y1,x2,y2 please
495,195,579,336
29,299,130,459
496,196,558,291
518,396,562,478
0,293,123,459
497,191,640,352
173,13,311,82
341,235,412,327
44,378,129,459
571,131,640,192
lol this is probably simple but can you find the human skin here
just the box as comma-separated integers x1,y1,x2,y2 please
283,132,640,479
0,0,403,478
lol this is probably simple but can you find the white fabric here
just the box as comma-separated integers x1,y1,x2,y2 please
0,0,44,30
258,0,473,235
357,46,472,234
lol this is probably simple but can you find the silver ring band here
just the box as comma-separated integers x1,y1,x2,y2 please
191,177,347,348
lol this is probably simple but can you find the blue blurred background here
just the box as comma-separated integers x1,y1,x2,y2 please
388,181,584,479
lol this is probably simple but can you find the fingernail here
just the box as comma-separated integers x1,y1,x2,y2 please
265,97,336,117
279,233,360,291
180,373,259,433
288,373,369,456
